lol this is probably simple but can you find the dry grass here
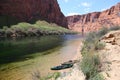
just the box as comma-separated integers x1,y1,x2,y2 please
80,27,109,80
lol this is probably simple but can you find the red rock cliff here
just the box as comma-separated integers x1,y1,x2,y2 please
0,0,67,28
67,2,120,32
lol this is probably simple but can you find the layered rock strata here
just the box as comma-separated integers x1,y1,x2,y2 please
67,3,120,32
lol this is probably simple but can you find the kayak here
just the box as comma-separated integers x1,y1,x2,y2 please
61,60,79,65
51,64,73,70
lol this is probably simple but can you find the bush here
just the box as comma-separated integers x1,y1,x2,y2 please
3,26,8,31
94,42,105,50
109,26,120,31
5,28,13,37
97,27,108,37
90,73,104,80
81,41,95,55
80,54,101,80
40,72,60,80
96,26,120,38
80,27,106,80
0,20,75,37
80,26,119,80
85,32,97,43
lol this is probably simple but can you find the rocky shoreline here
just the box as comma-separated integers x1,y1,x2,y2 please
57,30,120,80
100,30,120,80
0,29,73,38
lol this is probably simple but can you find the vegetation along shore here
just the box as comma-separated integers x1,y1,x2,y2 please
39,26,120,80
0,20,76,38
0,0,120,80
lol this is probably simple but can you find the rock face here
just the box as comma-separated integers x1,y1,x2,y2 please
67,2,120,32
101,30,120,45
0,0,67,28
100,30,120,80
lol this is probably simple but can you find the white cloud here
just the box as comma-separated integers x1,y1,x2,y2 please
101,6,111,11
80,2,91,13
84,8,90,13
67,12,80,16
81,2,91,7
101,8,107,11
64,0,69,3
63,0,76,3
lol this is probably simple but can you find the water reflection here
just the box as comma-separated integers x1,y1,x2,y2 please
0,36,64,64
0,34,83,80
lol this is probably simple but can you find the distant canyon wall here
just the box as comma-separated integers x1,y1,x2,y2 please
67,3,120,32
0,0,68,28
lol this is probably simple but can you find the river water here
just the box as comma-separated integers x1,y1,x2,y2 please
0,34,83,80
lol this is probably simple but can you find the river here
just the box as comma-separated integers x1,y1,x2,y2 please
0,34,83,80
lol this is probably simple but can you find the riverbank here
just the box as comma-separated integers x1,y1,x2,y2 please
0,20,76,38
100,30,120,80
57,40,85,80
56,27,108,80
0,34,83,80
57,27,120,80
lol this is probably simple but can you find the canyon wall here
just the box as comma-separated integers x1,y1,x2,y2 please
67,3,120,32
0,0,67,28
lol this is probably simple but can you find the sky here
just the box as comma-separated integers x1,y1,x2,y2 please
57,0,120,16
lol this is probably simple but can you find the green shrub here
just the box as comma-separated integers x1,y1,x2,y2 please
81,27,106,55
5,28,13,37
3,26,8,31
52,72,61,79
80,54,101,79
85,32,97,43
80,27,106,80
40,72,60,80
97,27,109,37
97,26,120,38
94,42,105,50
0,20,75,37
89,73,104,80
109,26,120,31
81,41,95,55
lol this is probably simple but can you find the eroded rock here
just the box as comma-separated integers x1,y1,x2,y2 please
0,0,67,28
67,3,120,32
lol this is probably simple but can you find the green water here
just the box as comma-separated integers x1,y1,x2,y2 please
0,36,63,64
0,35,83,80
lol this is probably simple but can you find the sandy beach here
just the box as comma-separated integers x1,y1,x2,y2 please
57,41,85,80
